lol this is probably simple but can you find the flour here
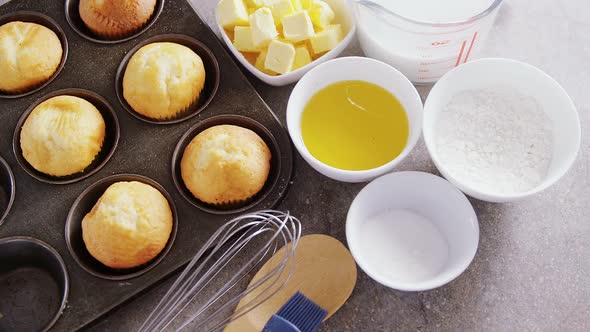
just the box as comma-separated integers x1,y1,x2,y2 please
435,87,554,195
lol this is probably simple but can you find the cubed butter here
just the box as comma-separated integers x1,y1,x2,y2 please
293,46,312,70
309,24,342,54
300,0,312,9
266,0,295,25
291,0,303,11
265,39,296,74
308,0,335,29
255,50,277,75
250,8,279,48
233,26,259,52
245,0,265,7
217,0,249,29
282,10,315,42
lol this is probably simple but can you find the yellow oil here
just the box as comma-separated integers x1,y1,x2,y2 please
301,80,409,171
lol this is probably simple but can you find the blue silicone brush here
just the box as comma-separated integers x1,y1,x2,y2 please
262,291,328,332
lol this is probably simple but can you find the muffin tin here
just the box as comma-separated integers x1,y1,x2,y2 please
172,114,282,214
0,11,68,99
65,174,178,280
0,236,69,332
0,156,15,226
0,0,293,330
12,88,121,184
115,34,220,125
64,0,165,44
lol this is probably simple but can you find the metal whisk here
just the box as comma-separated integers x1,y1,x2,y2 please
138,210,302,332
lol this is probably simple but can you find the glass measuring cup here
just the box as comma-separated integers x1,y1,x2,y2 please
353,0,504,84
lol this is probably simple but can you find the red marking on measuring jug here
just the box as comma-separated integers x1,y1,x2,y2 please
431,40,450,46
418,74,445,81
463,32,479,63
455,40,467,67
420,58,455,66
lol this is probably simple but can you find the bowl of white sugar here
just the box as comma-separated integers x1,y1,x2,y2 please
423,58,581,203
346,171,479,291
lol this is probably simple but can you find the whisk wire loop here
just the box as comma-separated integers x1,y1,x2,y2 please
138,210,301,332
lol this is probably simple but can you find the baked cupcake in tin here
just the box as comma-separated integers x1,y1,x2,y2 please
181,125,271,206
79,0,157,39
82,181,173,269
0,21,63,94
122,42,206,120
20,95,105,177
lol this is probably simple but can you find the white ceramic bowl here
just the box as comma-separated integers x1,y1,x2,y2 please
423,58,581,203
346,171,479,291
216,0,356,86
286,56,423,183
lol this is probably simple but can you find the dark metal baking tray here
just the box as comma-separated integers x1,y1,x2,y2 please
0,0,293,330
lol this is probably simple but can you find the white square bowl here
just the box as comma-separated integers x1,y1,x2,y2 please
215,0,357,86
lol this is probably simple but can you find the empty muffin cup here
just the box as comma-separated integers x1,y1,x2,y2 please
65,174,178,280
0,11,68,99
12,88,120,185
64,0,164,44
0,156,15,227
172,114,282,215
115,34,220,125
0,236,69,332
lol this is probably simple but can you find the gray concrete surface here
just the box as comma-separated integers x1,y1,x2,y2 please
3,0,589,331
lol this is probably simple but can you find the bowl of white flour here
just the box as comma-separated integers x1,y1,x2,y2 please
423,58,581,202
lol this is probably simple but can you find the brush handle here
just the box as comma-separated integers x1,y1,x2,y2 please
263,314,302,332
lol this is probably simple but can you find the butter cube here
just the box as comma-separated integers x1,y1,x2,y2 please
233,26,259,52
300,0,312,9
245,0,265,7
217,0,249,29
293,46,312,70
266,0,295,25
308,0,335,29
250,8,279,48
309,24,342,54
265,39,296,74
255,50,277,75
291,0,303,11
282,10,315,42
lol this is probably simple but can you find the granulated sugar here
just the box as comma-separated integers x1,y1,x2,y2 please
358,209,449,283
435,87,554,195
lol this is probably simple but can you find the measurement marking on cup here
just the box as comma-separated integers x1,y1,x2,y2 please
455,40,467,67
464,32,479,63
418,74,445,81
420,58,455,66
418,40,466,51
431,40,450,46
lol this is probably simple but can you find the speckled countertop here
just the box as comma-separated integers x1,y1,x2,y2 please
3,0,590,331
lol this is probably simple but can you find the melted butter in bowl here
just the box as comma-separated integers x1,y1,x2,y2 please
287,56,423,183
301,80,409,171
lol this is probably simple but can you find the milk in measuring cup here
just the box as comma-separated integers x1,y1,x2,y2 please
355,0,502,83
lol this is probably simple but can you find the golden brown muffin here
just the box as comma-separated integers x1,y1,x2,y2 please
181,125,271,205
82,181,173,269
123,42,206,120
79,0,157,39
20,95,105,177
0,21,63,93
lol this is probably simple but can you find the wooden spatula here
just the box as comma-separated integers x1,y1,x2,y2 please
224,234,357,332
